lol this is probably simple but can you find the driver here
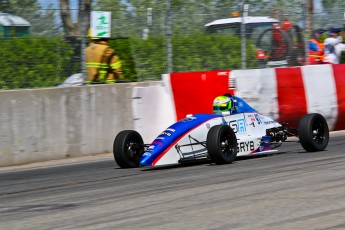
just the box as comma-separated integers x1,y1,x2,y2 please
212,94,235,114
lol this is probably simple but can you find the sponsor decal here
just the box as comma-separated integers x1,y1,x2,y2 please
182,116,197,122
238,101,244,108
238,141,255,152
165,128,175,132
254,114,262,124
155,137,165,140
229,120,238,132
152,141,163,146
264,121,277,125
249,116,256,127
217,72,228,76
143,152,152,156
148,145,155,150
237,119,246,132
229,119,246,133
248,114,256,127
161,131,172,137
206,123,211,129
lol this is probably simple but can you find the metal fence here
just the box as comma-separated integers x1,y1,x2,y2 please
1,1,345,90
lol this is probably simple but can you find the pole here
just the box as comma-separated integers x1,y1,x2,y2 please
142,7,152,40
241,2,249,69
166,0,173,73
304,0,313,65
80,0,87,81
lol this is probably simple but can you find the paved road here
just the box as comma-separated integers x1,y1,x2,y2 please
1,133,345,230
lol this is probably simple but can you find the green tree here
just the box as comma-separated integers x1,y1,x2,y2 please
0,37,75,89
59,0,91,36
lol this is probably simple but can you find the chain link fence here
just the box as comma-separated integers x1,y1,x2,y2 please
1,1,345,90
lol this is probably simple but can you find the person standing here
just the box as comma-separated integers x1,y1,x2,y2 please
308,29,325,64
323,28,343,64
85,37,123,84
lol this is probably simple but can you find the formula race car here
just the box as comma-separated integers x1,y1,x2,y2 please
113,96,329,168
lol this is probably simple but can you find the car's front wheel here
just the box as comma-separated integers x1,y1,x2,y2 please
207,125,238,164
298,113,329,152
113,130,144,168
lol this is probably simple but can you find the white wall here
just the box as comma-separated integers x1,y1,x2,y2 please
132,74,176,143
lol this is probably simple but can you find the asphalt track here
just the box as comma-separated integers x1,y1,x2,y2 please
1,132,345,230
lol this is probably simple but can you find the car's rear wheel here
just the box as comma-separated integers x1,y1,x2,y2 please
298,113,329,152
113,130,144,168
207,125,238,164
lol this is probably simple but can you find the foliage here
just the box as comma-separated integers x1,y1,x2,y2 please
129,35,168,81
108,38,138,81
0,37,75,89
3,0,333,90
128,33,257,81
0,33,257,89
172,32,257,71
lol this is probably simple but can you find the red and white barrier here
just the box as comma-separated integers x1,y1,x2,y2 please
168,70,234,120
234,64,345,130
133,70,233,142
133,65,345,141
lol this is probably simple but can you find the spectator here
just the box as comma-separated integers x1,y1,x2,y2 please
308,29,325,64
85,37,123,84
335,30,345,63
323,28,344,64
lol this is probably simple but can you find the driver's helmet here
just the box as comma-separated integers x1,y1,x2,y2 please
213,95,233,114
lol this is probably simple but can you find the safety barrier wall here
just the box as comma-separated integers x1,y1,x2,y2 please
2,64,344,167
233,64,345,130
134,64,345,142
0,81,161,167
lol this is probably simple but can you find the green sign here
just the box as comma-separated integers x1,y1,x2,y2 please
90,11,111,38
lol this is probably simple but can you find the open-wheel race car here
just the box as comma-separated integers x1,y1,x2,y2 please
113,95,329,168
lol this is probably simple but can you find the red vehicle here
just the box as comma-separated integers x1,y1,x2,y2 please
205,15,305,67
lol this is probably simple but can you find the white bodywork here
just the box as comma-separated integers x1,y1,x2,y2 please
154,112,281,166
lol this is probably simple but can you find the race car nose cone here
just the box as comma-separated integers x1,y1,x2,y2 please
139,153,152,166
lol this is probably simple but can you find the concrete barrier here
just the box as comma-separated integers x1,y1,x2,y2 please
0,82,161,167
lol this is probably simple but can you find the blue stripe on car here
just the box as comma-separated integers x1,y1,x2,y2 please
140,114,220,166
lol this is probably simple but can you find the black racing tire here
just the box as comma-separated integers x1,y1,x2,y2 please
298,113,329,152
207,125,238,164
113,130,144,168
